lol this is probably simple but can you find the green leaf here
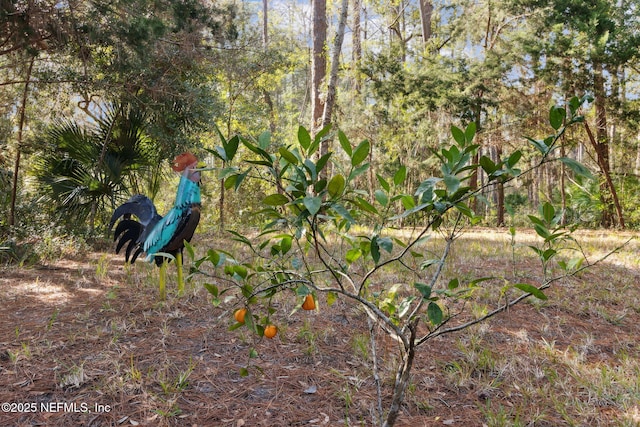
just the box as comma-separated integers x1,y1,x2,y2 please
567,257,584,271
443,174,460,193
420,258,441,269
370,237,380,264
454,202,475,219
242,138,273,163
313,124,332,148
327,291,337,306
541,248,557,261
279,147,299,165
532,223,551,239
229,322,244,331
316,152,332,173
528,215,546,228
514,283,548,300
465,122,476,143
263,194,289,206
314,179,327,193
184,240,195,260
224,135,240,161
223,175,236,190
427,302,443,325
507,150,522,167
303,158,317,180
258,131,271,149
413,282,432,299
377,174,390,192
303,196,322,215
549,105,566,130
331,203,355,223
355,196,378,214
244,307,256,331
374,189,388,207
298,126,311,150
209,145,227,161
541,202,555,224
393,166,407,186
245,159,273,167
568,96,581,115
280,236,292,254
327,174,345,198
479,156,497,174
401,195,415,210
234,265,248,279
352,140,370,166
345,248,362,264
526,137,549,155
559,157,594,180
415,177,441,200
451,125,465,146
338,130,352,156
348,163,369,181
295,284,310,296
206,249,220,266
378,237,393,253
234,170,249,190
203,283,218,296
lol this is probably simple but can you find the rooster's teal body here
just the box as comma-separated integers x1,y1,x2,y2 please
109,153,202,298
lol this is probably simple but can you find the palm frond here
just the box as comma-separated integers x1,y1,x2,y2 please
32,102,161,231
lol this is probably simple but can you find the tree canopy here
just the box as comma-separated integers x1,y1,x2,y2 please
1,0,639,233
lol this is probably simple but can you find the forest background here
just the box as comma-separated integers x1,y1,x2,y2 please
2,2,640,426
1,0,640,249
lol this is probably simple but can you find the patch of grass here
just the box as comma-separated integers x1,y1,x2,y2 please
351,333,370,362
296,318,318,356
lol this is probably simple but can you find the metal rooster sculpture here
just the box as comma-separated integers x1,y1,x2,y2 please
109,152,202,300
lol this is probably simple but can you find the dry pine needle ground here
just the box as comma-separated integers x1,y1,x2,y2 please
0,229,639,426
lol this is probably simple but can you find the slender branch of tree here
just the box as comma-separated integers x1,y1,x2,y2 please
9,56,34,227
583,120,625,228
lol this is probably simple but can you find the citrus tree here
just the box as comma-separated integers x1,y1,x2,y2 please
187,95,614,426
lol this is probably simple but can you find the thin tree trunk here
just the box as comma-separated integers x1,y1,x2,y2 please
383,321,417,427
262,0,276,135
321,0,348,129
352,0,362,93
389,2,407,62
220,96,234,231
311,0,327,135
469,103,482,213
418,0,432,47
9,56,34,227
262,0,268,47
635,132,640,176
593,60,616,227
560,132,567,225
584,121,625,229
496,146,504,227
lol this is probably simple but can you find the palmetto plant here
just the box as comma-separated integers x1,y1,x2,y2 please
32,103,159,232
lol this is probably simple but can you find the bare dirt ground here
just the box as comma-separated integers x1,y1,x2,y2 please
0,229,639,426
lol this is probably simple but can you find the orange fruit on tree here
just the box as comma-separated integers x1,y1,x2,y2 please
264,324,278,339
234,308,247,324
302,294,316,311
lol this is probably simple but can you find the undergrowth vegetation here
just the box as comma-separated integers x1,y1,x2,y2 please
184,96,632,426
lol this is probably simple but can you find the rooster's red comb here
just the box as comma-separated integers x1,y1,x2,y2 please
171,152,198,172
